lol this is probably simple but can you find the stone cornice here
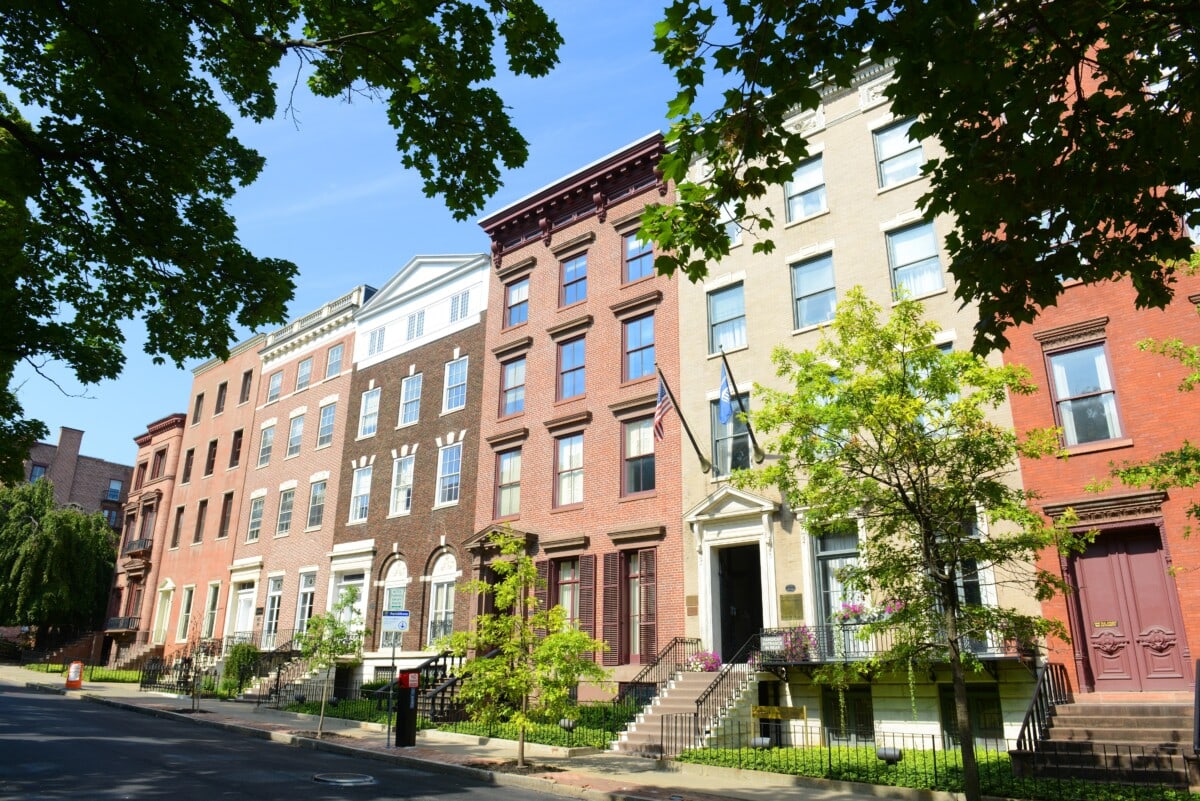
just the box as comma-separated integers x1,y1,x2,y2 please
1043,491,1167,525
1033,317,1109,350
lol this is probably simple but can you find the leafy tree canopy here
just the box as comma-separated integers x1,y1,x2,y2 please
0,479,116,631
737,287,1088,801
446,529,607,767
643,1,1198,352
298,584,368,736
0,1,562,481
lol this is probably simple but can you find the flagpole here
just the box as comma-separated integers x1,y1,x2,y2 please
656,366,712,473
718,350,766,463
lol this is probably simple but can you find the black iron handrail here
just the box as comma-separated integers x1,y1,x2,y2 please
120,538,153,556
757,623,1029,665
418,648,492,723
1193,658,1199,754
615,637,703,709
1015,662,1072,751
105,616,140,631
692,633,761,745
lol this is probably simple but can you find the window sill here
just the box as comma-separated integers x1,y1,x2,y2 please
497,410,525,423
386,511,412,519
891,287,947,305
792,320,833,336
708,345,748,360
346,519,367,527
620,374,656,389
877,174,925,195
274,531,290,539
440,407,465,417
501,321,529,334
395,420,418,430
783,208,830,228
551,503,584,514
554,394,587,406
303,525,322,533
284,453,299,461
493,513,521,524
619,491,656,503
356,432,377,441
432,501,460,511
314,442,332,451
621,274,655,289
1064,437,1134,456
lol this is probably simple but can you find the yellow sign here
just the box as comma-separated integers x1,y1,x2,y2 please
1093,620,1118,628
752,705,807,721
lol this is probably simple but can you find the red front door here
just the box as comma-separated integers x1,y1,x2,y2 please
1072,526,1192,691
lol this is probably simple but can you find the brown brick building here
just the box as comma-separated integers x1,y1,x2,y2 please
1005,275,1200,693
333,256,488,677
24,426,132,531
476,133,684,691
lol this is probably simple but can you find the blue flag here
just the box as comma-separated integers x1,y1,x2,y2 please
718,363,733,425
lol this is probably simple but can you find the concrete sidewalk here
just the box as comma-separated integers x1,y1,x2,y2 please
0,664,930,801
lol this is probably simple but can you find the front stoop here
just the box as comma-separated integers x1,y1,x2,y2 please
612,671,753,758
1011,694,1196,788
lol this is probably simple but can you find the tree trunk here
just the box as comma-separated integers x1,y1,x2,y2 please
317,670,330,738
944,600,981,801
517,692,527,767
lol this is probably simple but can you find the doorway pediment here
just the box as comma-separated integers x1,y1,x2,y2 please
685,486,777,524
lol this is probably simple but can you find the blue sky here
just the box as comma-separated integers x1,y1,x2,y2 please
16,2,682,467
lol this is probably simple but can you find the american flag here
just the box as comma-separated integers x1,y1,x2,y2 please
653,377,673,442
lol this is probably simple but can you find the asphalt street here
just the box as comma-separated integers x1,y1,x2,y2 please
0,686,560,801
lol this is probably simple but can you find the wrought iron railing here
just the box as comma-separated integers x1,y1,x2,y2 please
615,637,704,710
418,649,486,723
757,623,1029,665
106,616,140,632
1014,662,1072,751
120,538,153,556
686,633,762,755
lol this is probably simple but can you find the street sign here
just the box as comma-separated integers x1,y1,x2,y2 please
382,610,410,632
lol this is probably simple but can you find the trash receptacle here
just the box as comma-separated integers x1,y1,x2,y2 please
394,671,419,747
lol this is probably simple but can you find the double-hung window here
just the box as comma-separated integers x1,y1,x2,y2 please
791,253,837,329
561,254,587,306
266,371,283,403
443,357,468,412
712,393,750,477
193,500,207,544
1048,343,1122,446
246,497,264,542
785,156,827,221
887,222,943,298
359,387,381,437
555,433,583,507
306,480,326,529
349,466,372,523
295,357,312,391
495,448,521,518
624,233,653,283
624,314,655,381
325,344,343,379
505,277,529,327
214,382,227,415
623,418,655,495
558,338,585,400
286,415,304,458
276,489,294,535
203,440,217,476
436,443,462,506
367,326,386,355
708,283,746,353
450,290,470,321
874,118,923,187
257,426,274,467
406,310,425,341
500,357,526,416
390,455,414,516
229,430,243,468
316,403,336,448
399,374,422,425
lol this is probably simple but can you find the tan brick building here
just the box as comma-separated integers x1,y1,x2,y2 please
476,133,684,691
675,67,1039,741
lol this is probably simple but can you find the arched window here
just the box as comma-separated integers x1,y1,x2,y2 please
380,560,409,648
427,553,457,643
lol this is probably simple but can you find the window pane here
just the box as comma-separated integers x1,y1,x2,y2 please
625,234,653,282
625,314,655,380
317,403,336,448
502,358,526,416
889,223,943,297
708,284,746,352
359,388,380,436
400,374,422,425
792,254,837,328
562,254,587,305
437,443,462,504
506,278,529,326
556,434,583,506
444,358,467,411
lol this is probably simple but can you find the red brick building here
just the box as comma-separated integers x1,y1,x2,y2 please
476,133,683,690
107,414,184,659
1004,276,1200,693
231,285,373,652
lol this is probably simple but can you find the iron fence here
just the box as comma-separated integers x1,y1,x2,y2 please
660,718,1189,800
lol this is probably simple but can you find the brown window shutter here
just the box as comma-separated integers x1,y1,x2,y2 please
578,554,596,639
602,552,621,666
638,547,657,662
535,559,550,610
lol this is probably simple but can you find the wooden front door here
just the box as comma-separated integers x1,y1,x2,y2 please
1072,526,1192,691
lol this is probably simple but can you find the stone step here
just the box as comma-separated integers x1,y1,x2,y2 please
1047,726,1190,745
1050,713,1192,729
1055,703,1192,718
1036,739,1186,755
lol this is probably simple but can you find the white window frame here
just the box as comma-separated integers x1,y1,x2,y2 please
406,310,425,341
390,455,415,516
399,373,422,426
257,426,274,467
367,326,386,356
286,414,304,458
295,357,313,391
266,371,283,404
276,488,295,536
306,480,326,529
443,357,468,412
435,443,462,506
785,155,827,221
359,387,381,437
349,465,372,523
246,496,265,542
316,403,336,448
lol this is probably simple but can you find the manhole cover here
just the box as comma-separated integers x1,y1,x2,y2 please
313,773,377,786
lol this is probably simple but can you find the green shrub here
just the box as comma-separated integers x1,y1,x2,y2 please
220,643,260,694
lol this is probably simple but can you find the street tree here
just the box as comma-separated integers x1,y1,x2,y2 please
737,287,1087,801
445,530,607,767
642,1,1198,352
0,1,562,481
0,479,116,636
297,585,368,738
